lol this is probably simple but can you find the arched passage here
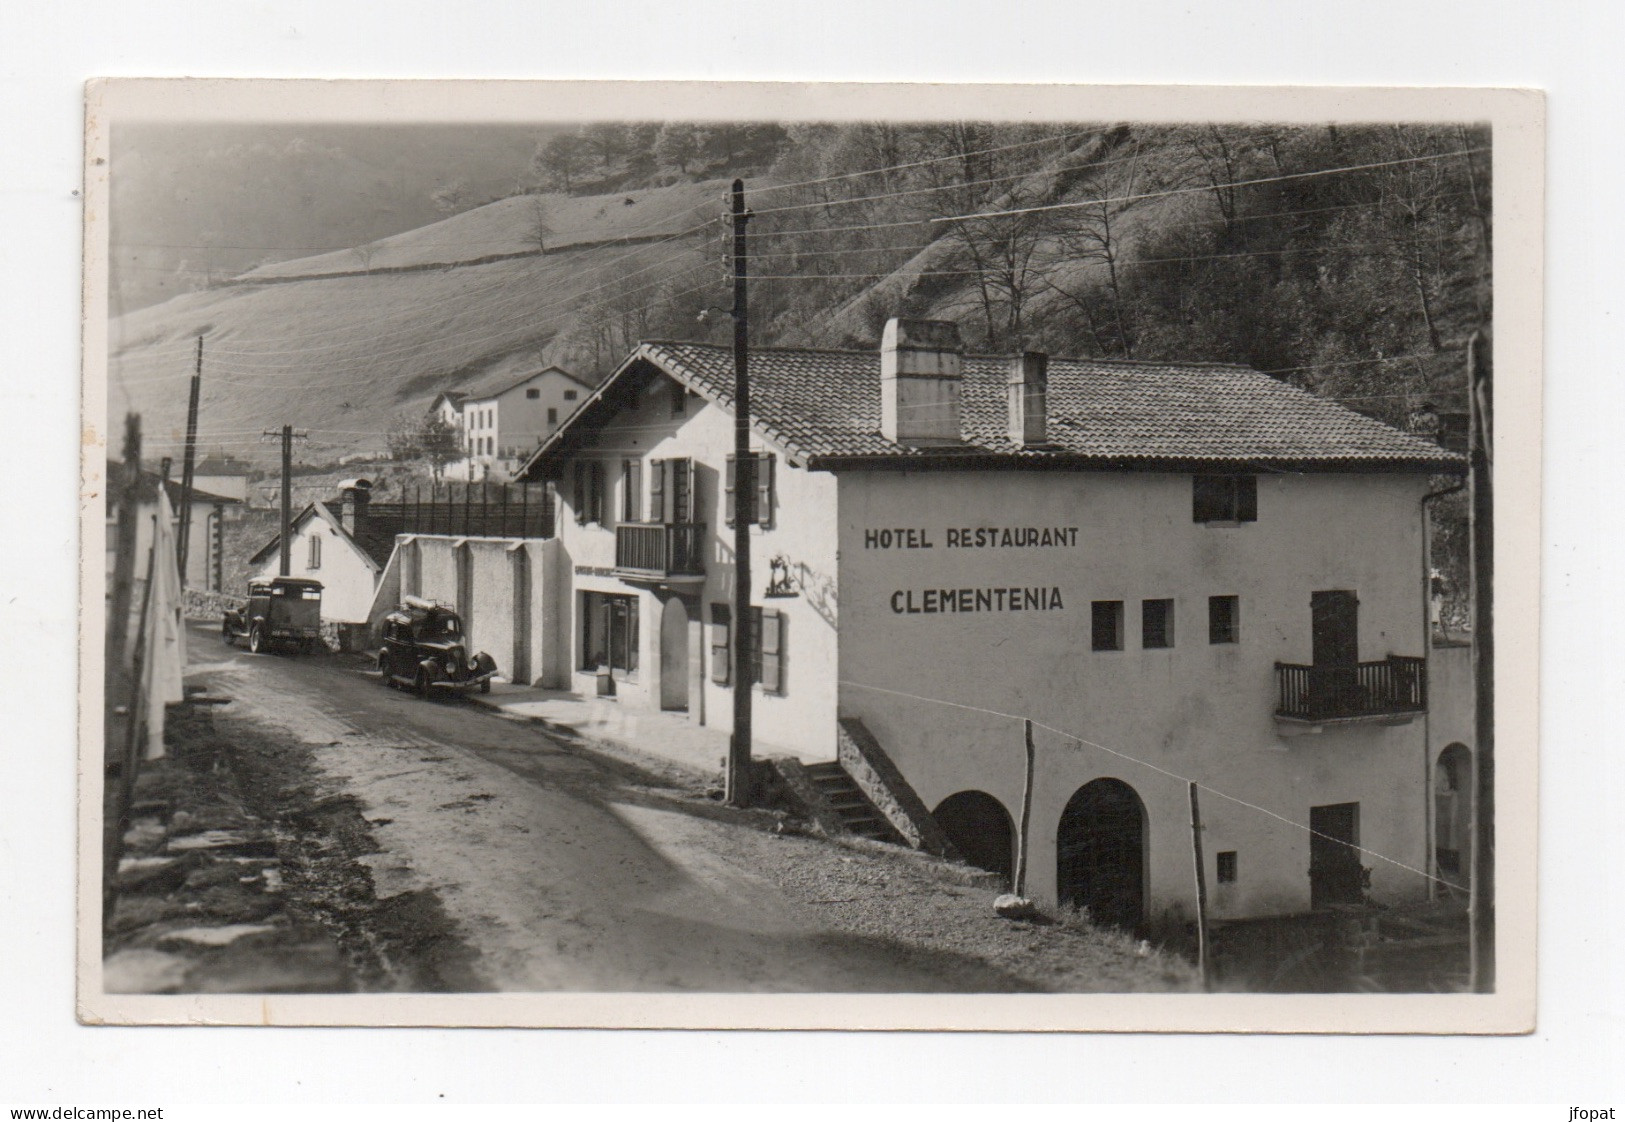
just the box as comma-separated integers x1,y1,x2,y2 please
1435,743,1472,894
932,791,1015,887
1057,778,1147,931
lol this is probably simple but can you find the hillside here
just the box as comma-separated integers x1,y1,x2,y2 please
109,121,1489,487
109,179,751,467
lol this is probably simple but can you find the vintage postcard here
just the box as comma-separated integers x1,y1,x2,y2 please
80,79,1542,1031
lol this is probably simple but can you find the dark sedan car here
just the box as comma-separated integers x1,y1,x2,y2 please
378,596,497,698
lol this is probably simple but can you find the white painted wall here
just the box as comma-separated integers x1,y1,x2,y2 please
835,468,1437,921
549,372,840,760
399,534,559,686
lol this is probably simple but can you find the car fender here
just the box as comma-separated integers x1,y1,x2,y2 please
417,658,444,682
471,652,497,676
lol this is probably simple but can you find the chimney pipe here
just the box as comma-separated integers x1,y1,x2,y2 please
1008,351,1048,446
338,478,371,536
880,317,964,445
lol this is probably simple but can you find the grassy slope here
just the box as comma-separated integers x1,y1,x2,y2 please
109,181,741,463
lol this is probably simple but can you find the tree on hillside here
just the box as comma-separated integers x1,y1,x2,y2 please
534,133,589,193
431,178,470,216
522,194,552,254
653,122,705,174
387,411,462,481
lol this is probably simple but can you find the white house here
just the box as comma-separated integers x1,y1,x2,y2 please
247,480,405,646
509,319,1468,930
439,364,593,482
105,458,240,595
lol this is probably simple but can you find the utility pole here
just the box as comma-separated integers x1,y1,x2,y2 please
107,414,142,671
726,178,754,808
263,425,307,577
1188,782,1213,991
175,335,203,585
1467,328,1494,993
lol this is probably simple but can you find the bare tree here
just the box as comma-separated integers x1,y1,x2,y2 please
431,178,470,216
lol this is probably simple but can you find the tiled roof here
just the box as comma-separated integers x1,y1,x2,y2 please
521,341,1462,476
640,341,1462,470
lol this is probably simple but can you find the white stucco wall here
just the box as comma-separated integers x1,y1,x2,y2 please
549,373,840,760
835,468,1436,921
400,534,559,686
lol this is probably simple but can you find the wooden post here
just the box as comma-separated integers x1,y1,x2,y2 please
106,415,142,671
1014,719,1036,896
463,482,472,536
1188,782,1213,990
106,512,161,932
519,482,529,538
278,425,292,576
175,335,203,585
725,178,755,808
482,481,490,537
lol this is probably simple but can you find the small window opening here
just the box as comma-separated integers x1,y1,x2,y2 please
1217,851,1238,883
1091,600,1124,652
1142,598,1174,649
1208,595,1240,644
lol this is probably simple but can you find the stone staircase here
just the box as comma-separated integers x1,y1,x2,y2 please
802,761,901,843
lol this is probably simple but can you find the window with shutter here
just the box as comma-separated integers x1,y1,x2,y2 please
573,462,587,524
710,603,731,684
724,455,736,528
755,452,775,530
308,533,321,570
759,608,783,693
1193,475,1258,523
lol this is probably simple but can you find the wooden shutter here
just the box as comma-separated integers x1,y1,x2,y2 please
723,455,736,528
1236,476,1258,522
649,459,665,524
671,458,692,523
759,608,783,693
590,461,605,524
710,604,731,684
755,452,775,530
622,459,641,522
573,462,587,524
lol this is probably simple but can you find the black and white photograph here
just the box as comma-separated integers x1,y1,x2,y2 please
80,80,1541,1031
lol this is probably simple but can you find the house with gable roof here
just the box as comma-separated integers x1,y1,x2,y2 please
247,479,405,646
436,361,594,482
498,317,1469,927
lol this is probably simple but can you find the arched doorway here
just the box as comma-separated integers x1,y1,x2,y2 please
659,596,690,711
933,791,1015,887
1435,743,1472,894
1057,778,1147,931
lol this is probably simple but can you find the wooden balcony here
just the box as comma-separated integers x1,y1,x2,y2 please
1275,655,1427,727
614,522,707,582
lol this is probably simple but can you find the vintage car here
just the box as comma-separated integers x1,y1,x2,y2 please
222,576,325,654
378,596,498,698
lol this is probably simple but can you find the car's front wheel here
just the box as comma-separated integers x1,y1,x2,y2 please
377,653,392,685
480,678,491,694
221,618,234,645
415,667,432,700
248,624,265,654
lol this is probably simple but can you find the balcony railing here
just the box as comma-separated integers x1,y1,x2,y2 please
1274,655,1427,723
614,522,707,581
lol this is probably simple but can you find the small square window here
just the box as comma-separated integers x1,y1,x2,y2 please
1091,600,1124,652
1193,474,1258,523
1208,595,1240,644
525,387,541,400
1142,598,1174,649
1217,851,1238,884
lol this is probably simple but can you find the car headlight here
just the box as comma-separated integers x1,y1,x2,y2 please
445,655,457,674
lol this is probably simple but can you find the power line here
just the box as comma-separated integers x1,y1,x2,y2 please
928,147,1489,225
750,127,1096,197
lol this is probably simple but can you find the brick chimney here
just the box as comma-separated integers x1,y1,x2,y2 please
880,317,964,445
338,478,372,536
1007,351,1048,446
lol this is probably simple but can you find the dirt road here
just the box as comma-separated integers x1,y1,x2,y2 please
189,624,1193,994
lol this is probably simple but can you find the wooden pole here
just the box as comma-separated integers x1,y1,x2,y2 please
175,335,203,585
106,511,161,932
107,415,142,671
1467,328,1495,993
1014,719,1036,896
278,425,293,576
1188,781,1213,991
725,178,755,807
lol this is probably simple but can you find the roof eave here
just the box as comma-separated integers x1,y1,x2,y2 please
805,451,1467,474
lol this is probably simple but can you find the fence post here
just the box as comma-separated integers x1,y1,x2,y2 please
1014,719,1036,896
1189,781,1213,991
